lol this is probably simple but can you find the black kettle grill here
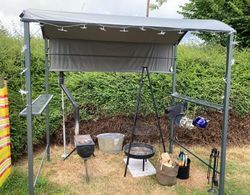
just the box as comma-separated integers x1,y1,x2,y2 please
64,134,95,183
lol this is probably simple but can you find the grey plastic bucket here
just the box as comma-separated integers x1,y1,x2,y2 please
96,133,125,153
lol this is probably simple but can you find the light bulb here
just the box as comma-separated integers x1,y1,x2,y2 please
120,28,128,33
58,27,67,32
178,30,184,35
139,27,146,31
100,26,106,31
80,24,87,30
157,30,166,35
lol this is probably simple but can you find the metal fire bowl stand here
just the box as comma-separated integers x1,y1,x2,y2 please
124,143,155,171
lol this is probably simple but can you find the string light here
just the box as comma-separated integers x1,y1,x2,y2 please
20,68,28,75
80,24,87,30
139,26,146,31
178,30,184,34
120,27,128,33
100,25,107,31
19,89,28,95
233,41,239,46
21,45,27,53
58,27,68,32
231,59,235,65
157,30,166,35
170,65,173,72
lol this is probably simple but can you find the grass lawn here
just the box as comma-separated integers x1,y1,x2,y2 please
1,145,250,195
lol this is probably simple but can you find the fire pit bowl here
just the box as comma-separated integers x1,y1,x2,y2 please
123,143,155,159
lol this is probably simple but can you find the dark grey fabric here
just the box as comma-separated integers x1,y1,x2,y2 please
49,39,173,73
43,25,183,44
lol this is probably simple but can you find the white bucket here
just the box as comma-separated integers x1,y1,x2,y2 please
96,133,125,153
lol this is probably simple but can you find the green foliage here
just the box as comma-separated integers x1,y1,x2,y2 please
178,44,250,115
150,0,168,10
179,0,250,48
0,25,249,161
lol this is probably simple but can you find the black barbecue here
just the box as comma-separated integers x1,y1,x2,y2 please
64,134,95,183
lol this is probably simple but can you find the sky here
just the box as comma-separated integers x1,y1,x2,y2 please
0,0,189,36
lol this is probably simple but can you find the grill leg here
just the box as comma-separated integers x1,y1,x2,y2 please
63,147,76,161
84,159,89,183
142,159,145,171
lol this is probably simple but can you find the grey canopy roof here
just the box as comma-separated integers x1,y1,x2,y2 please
20,9,235,44
19,9,235,73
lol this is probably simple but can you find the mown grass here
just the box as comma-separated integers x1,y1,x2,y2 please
1,145,250,195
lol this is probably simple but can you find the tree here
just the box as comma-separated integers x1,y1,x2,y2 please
0,23,8,37
150,0,168,10
179,0,250,48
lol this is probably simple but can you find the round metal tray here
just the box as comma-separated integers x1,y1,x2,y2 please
123,143,155,159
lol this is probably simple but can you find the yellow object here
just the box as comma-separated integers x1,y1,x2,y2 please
0,80,11,186
160,152,174,169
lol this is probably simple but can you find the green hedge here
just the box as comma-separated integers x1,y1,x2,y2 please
0,30,249,161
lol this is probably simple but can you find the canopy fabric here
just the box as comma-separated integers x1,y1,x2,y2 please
49,39,173,73
19,9,235,73
20,9,235,34
42,25,184,44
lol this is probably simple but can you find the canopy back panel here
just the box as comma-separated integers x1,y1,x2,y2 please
49,39,173,72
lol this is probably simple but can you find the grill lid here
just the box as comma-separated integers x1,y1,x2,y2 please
74,134,95,146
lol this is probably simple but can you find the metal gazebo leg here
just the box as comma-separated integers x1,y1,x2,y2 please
145,67,166,152
219,32,234,195
44,38,50,161
24,21,34,195
124,67,145,177
170,45,177,154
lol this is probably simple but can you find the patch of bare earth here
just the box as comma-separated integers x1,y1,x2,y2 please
53,111,250,147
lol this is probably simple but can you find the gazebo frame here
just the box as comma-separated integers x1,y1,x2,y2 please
20,9,234,195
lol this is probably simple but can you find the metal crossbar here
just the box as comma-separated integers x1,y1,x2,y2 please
33,144,49,187
171,93,223,110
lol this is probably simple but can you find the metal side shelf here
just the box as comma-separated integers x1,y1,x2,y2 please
20,94,53,117
171,92,224,110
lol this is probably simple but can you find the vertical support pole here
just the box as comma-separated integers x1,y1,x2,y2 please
60,72,68,158
146,0,150,17
44,38,50,161
169,45,177,153
219,33,234,195
24,22,34,195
